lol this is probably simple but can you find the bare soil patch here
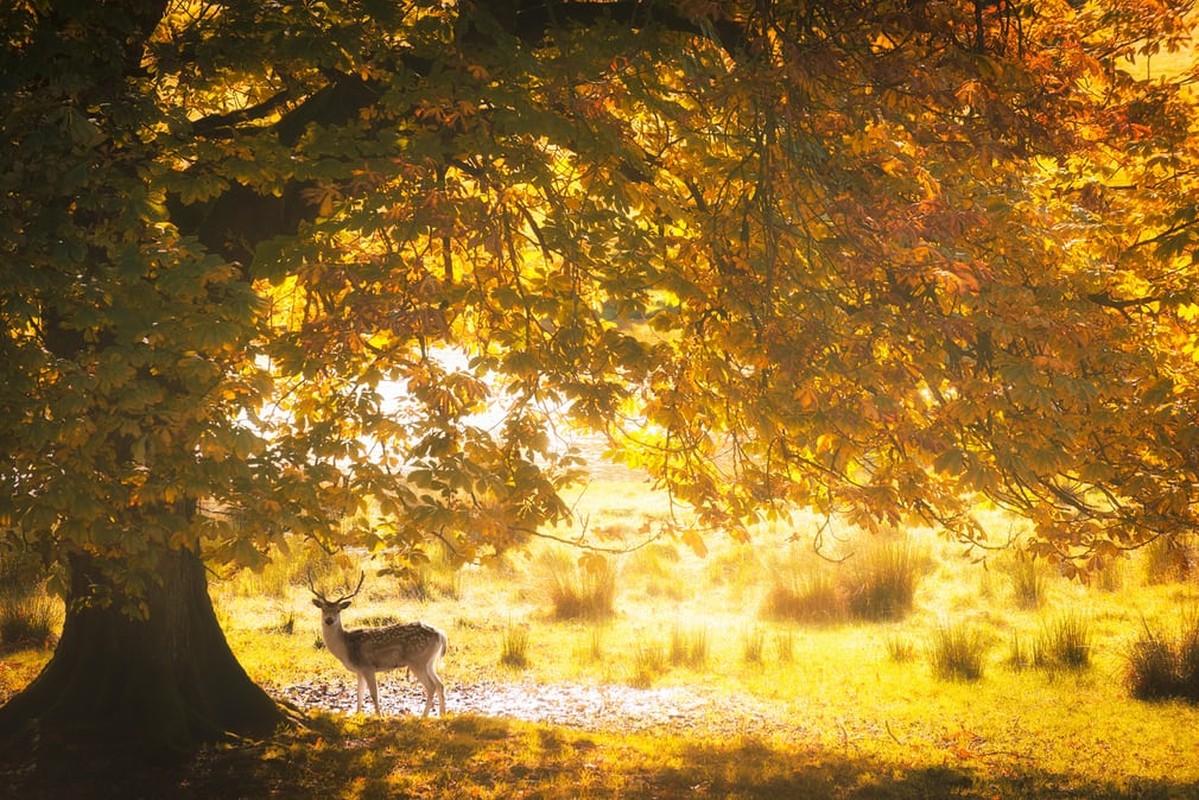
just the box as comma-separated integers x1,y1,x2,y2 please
278,677,790,737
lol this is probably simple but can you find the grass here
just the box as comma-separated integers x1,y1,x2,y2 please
761,535,928,623
537,549,617,620
1010,555,1047,610
4,482,1199,797
886,631,918,663
0,590,58,650
762,566,844,622
742,626,766,664
668,623,708,668
0,550,60,651
630,640,667,687
930,622,990,681
845,537,928,621
1126,613,1199,702
500,623,530,669
1033,612,1093,672
8,711,1194,800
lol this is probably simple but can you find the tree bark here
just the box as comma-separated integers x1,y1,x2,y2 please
0,548,285,756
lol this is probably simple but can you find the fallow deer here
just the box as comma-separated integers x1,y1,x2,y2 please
308,571,447,717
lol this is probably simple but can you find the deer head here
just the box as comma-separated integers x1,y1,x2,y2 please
307,570,365,626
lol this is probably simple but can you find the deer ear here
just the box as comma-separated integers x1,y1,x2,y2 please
339,600,352,610
311,599,323,608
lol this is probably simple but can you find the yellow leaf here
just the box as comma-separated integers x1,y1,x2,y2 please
680,528,708,558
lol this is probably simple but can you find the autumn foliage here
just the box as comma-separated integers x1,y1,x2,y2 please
1,0,1199,746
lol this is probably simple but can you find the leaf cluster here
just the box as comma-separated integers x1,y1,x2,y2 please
3,0,1199,605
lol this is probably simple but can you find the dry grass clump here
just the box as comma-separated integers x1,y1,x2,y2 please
501,623,530,669
762,567,845,623
537,549,617,620
0,550,60,650
845,538,929,621
929,622,990,681
763,536,929,624
1126,614,1199,703
1033,612,1093,672
669,623,709,668
1008,555,1047,610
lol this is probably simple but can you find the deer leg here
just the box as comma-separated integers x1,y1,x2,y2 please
411,664,441,717
363,670,381,715
355,673,366,714
428,661,445,716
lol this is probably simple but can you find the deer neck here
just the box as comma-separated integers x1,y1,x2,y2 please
321,619,355,668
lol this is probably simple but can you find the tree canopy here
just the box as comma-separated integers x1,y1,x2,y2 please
3,0,1199,613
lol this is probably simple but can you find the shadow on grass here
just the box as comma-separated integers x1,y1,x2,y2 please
0,712,1194,799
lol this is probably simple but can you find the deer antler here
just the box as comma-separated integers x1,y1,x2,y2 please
331,571,366,605
310,569,365,605
305,568,329,603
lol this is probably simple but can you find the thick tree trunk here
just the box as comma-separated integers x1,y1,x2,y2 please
0,548,285,755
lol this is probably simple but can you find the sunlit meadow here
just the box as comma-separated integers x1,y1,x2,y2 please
6,467,1199,797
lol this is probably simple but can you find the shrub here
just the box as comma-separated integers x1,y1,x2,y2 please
538,550,617,620
930,622,989,681
1034,613,1092,672
846,539,927,621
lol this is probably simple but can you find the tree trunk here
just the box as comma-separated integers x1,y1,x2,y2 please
0,548,285,756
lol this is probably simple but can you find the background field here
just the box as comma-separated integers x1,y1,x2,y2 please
3,473,1199,797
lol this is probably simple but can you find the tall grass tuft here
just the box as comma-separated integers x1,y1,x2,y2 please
886,633,917,663
1143,535,1196,584
631,641,667,687
583,623,605,663
398,544,462,601
1005,632,1031,672
1126,614,1199,702
930,622,989,681
1094,557,1124,593
501,623,530,669
1126,624,1180,701
538,550,617,620
742,627,766,664
0,591,58,649
762,567,845,623
0,549,60,649
1010,555,1046,610
669,623,708,668
1180,618,1199,701
626,543,686,600
846,538,927,621
775,630,795,663
1033,612,1092,672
